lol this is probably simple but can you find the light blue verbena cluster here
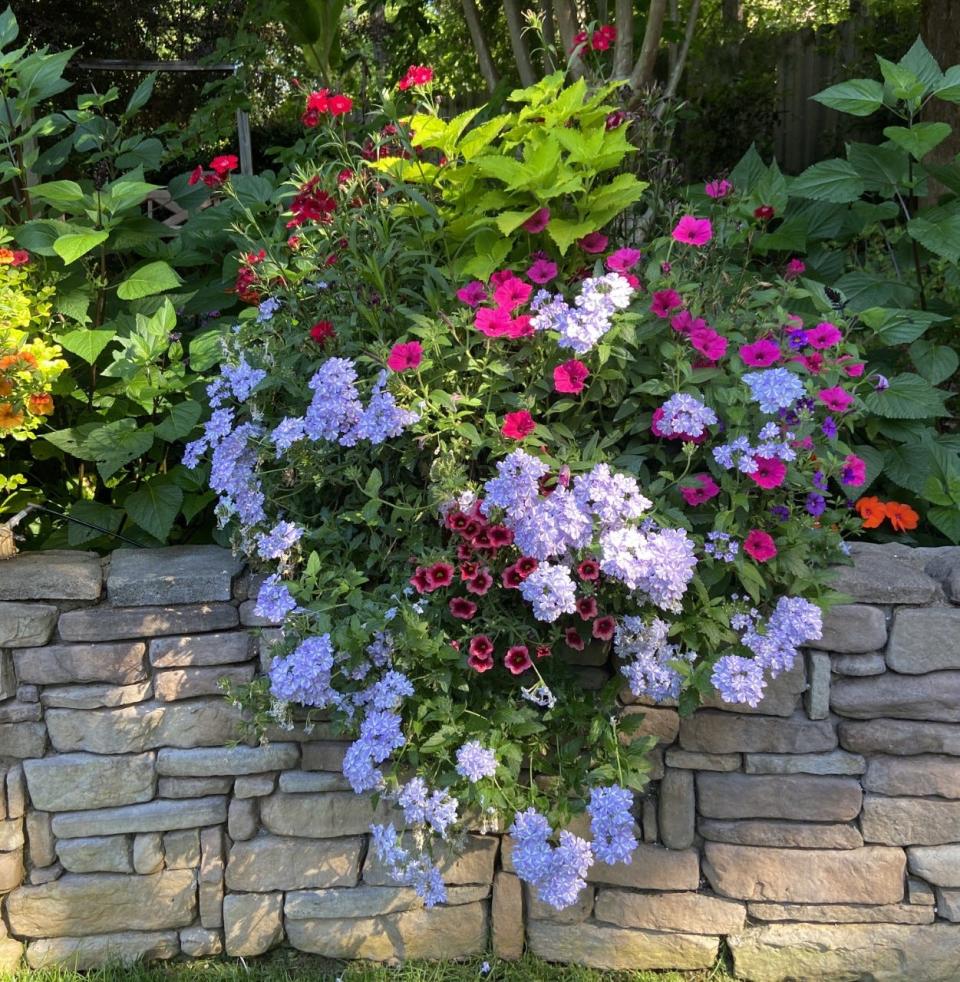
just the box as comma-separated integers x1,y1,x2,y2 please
743,367,806,414
530,272,633,354
615,615,693,702
588,785,638,865
455,741,498,782
510,807,595,910
656,393,718,438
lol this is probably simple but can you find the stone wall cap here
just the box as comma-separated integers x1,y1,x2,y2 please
107,547,244,606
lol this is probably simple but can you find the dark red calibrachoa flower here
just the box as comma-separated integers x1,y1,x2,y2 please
501,564,524,589
576,596,598,621
592,616,617,641
310,320,336,345
467,635,495,672
564,627,585,651
425,562,454,590
516,556,539,578
409,566,430,593
577,558,600,581
449,597,478,620
465,568,493,596
535,644,552,660
504,645,533,675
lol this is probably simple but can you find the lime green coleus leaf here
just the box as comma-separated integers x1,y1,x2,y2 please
53,229,108,264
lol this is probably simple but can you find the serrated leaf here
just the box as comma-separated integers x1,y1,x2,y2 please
909,340,959,385
928,506,960,544
124,481,183,542
53,229,108,264
57,328,115,363
859,307,947,344
791,159,865,203
865,372,950,419
900,37,943,91
116,260,182,300
546,216,599,254
883,122,951,160
877,55,925,102
66,500,122,546
908,201,960,262
811,78,884,116
934,64,960,102
188,330,226,373
155,401,202,442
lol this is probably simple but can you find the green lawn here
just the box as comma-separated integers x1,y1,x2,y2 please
1,951,736,981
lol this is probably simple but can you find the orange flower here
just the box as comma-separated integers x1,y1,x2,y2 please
885,501,919,532
855,495,887,529
0,248,13,265
0,403,24,429
28,392,53,415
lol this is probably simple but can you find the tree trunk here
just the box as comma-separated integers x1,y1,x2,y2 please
461,0,500,93
554,0,589,80
612,0,634,80
722,0,742,25
921,0,960,200
503,0,537,87
541,0,557,74
629,0,668,91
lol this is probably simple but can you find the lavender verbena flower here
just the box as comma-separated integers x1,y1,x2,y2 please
342,742,383,793
600,527,697,611
303,357,363,444
615,616,688,703
523,683,557,709
369,823,448,905
712,435,758,474
366,631,395,668
704,530,739,563
254,573,299,622
873,373,889,391
588,786,637,865
455,741,498,782
424,789,459,837
768,595,823,648
271,416,307,456
404,855,447,906
209,422,265,526
743,368,805,414
364,670,414,710
268,634,337,707
509,808,553,884
573,463,651,529
482,449,549,519
351,370,419,445
220,355,267,403
532,273,633,354
369,822,409,872
182,438,206,470
397,776,430,825
519,562,578,622
805,493,826,517
511,488,593,560
256,519,303,560
657,393,718,438
711,654,767,707
812,469,828,491
538,832,594,909
256,297,281,322
770,504,791,521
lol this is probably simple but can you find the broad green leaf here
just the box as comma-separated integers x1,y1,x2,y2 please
729,144,767,192
13,218,73,256
116,261,182,300
66,500,122,546
910,340,959,385
42,423,101,458
472,154,528,188
495,209,540,236
103,177,160,215
877,56,925,102
0,6,18,48
155,401,202,442
882,443,933,495
52,229,108,264
883,122,951,160
57,328,115,363
791,159,864,203
233,173,275,209
115,136,164,172
125,71,156,116
834,272,916,312
124,481,183,542
755,215,807,253
29,179,86,210
908,201,960,262
929,506,960,544
845,141,909,195
859,307,947,344
546,217,599,254
54,282,93,324
811,78,884,117
189,330,226,373
899,37,944,91
864,372,950,419
934,64,960,103
84,420,155,479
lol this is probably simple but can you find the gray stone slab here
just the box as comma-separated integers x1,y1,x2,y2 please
0,602,57,648
907,845,960,887
832,671,960,722
157,744,299,777
831,653,886,676
804,651,830,720
0,551,102,601
698,818,863,849
25,931,179,969
747,902,933,925
51,796,227,838
697,773,862,822
0,722,46,758
260,791,398,838
149,632,253,668
700,659,805,717
831,543,940,604
40,681,152,710
154,664,254,701
58,603,239,642
226,834,361,891
13,642,147,685
663,749,741,771
818,604,887,653
56,836,133,874
864,754,960,798
158,776,233,799
887,607,960,674
107,546,244,605
840,718,960,756
861,796,960,845
744,750,866,775
277,770,351,793
679,711,837,754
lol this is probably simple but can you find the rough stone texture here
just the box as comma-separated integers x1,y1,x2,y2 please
158,777,233,798
234,773,275,798
29,863,62,885
301,741,349,771
7,763,27,817
831,652,887,676
56,837,133,874
285,885,466,919
158,744,299,778
286,903,489,961
526,920,718,971
180,927,223,958
703,843,906,903
907,845,960,886
698,819,863,850
0,818,23,850
0,602,57,648
261,791,397,839
747,902,933,924
149,632,253,668
679,711,837,754
586,845,700,891
365,835,497,887
659,769,695,850
492,871,524,960
6,871,196,937
832,671,960,722
861,796,960,845
909,877,936,905
199,827,224,930
52,796,226,839
278,771,351,793
225,835,361,891
223,892,283,957
227,798,258,841
840,718,960,756
26,811,55,867
831,542,940,604
0,699,41,724
154,665,255,701
664,749,741,771
0,551,102,601
0,937,22,971
25,931,179,969
107,546,243,606
819,603,887,653
804,651,830,720
701,659,806,718
199,878,224,930
620,706,679,744
133,833,164,875
24,752,155,812
525,886,594,924
40,681,153,710
0,722,46,759
887,607,960,673
13,642,146,685
58,603,239,642
163,828,200,870
729,923,960,982
595,890,745,934
744,750,865,776
697,773,862,822
864,754,960,798
0,849,24,891
46,699,245,754
937,889,960,921
0,650,14,701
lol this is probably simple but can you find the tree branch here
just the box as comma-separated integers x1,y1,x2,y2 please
663,0,701,101
461,0,500,93
504,0,537,87
553,0,589,81
612,0,634,80
628,0,667,91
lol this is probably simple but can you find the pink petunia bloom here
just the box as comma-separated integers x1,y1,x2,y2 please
527,258,558,284
449,597,478,620
795,352,824,374
841,454,867,487
522,208,550,233
672,216,713,246
465,568,493,596
467,635,495,672
680,473,720,506
505,314,534,338
606,247,642,272
592,615,616,641
690,327,728,363
670,310,706,335
475,306,513,337
502,410,536,440
501,564,523,589
553,359,590,394
744,529,777,562
489,269,517,288
578,232,609,254
739,339,781,367
748,456,787,489
504,644,533,674
807,321,843,349
818,387,853,412
564,627,585,651
650,289,684,318
425,562,454,590
705,178,733,199
386,340,423,372
576,596,598,621
784,258,806,280
841,359,865,378
494,277,532,310
457,281,487,307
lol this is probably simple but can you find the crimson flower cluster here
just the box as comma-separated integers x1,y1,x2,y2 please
302,89,353,127
188,154,239,188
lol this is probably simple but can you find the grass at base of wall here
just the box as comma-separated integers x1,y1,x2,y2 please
1,951,736,982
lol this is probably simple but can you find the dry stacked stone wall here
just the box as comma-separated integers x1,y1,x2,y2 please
0,543,959,979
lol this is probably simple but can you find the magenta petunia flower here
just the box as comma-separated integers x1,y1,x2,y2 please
522,208,550,233
474,306,513,337
457,280,486,307
605,247,642,272
553,359,590,394
578,231,609,254
670,310,706,335
705,178,733,199
671,216,713,246
806,321,843,350
680,473,720,506
527,258,558,284
386,340,423,372
744,529,777,562
818,386,853,412
739,339,781,367
784,258,806,280
841,453,866,487
690,327,728,363
748,456,787,490
650,289,683,318
501,410,536,440
493,277,532,310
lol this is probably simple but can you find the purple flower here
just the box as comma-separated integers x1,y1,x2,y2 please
711,655,766,707
821,416,837,439
805,492,826,517
254,573,299,622
769,504,790,521
455,741,498,782
588,786,637,865
269,634,336,707
256,520,303,560
743,368,805,414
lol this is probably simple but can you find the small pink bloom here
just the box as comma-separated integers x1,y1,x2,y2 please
577,558,600,581
516,556,539,578
705,178,733,199
449,597,478,620
522,208,550,233
578,232,608,254
650,289,683,318
744,529,777,562
502,564,523,589
795,352,824,374
670,310,706,335
748,456,787,490
690,327,728,363
502,410,536,440
493,278,532,310
807,321,843,349
606,247,642,272
842,360,865,378
457,281,486,307
467,634,495,672
818,387,853,413
474,306,513,337
465,568,493,596
841,454,867,487
680,473,720,506
784,258,806,280
504,644,533,674
564,627,585,651
489,269,517,288
505,314,534,338
527,258,558,284
592,615,616,641
386,340,423,372
672,216,713,246
739,339,781,367
576,596,598,620
425,562,454,590
553,359,590,394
